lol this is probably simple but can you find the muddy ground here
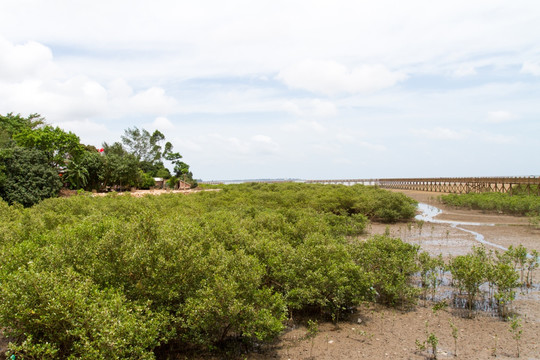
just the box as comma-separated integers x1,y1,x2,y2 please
243,190,540,360
2,190,539,359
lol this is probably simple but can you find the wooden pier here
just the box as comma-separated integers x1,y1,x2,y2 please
307,177,540,194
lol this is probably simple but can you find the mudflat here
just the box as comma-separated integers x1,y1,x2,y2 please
244,190,540,360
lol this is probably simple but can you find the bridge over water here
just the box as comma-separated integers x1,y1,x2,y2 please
200,177,540,194
306,177,540,194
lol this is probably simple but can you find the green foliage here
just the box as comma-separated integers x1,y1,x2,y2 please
447,245,528,318
492,260,519,318
416,321,438,359
306,319,319,358
418,252,444,302
427,332,439,359
13,125,84,167
2,113,195,199
352,235,420,307
78,150,105,191
0,113,45,142
449,319,458,357
154,166,171,179
0,147,62,206
0,267,170,360
0,183,422,358
167,175,178,189
65,159,89,189
102,143,140,189
121,127,166,163
441,192,540,216
448,246,489,315
138,171,156,189
508,315,522,358
529,215,540,229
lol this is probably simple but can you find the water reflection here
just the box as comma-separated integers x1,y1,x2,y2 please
415,203,506,251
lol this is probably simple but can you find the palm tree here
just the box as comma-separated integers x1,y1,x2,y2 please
65,161,89,189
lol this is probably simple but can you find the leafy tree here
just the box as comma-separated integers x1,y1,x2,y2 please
154,167,171,179
79,150,105,191
13,125,84,168
174,161,190,178
65,160,90,190
121,127,165,164
0,113,45,136
138,171,156,189
0,147,62,206
101,145,140,189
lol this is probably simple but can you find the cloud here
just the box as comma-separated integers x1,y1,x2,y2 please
520,61,540,76
357,141,386,151
412,127,516,145
201,133,280,158
282,99,337,118
278,60,407,95
152,116,175,130
486,111,516,123
0,37,56,81
251,134,279,154
477,132,515,144
0,38,177,122
280,120,327,134
453,64,477,77
127,87,177,114
335,133,355,144
52,119,112,147
412,127,466,140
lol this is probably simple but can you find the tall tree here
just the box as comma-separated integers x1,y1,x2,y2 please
101,142,140,189
121,127,166,164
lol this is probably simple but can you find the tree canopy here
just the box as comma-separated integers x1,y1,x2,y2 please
0,113,195,206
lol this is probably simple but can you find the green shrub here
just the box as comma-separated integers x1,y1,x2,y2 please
0,267,171,360
0,147,62,207
0,183,421,356
441,192,540,216
352,236,421,307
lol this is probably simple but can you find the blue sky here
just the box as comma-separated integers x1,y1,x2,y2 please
1,0,539,180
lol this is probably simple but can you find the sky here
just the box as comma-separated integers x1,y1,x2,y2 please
1,0,539,181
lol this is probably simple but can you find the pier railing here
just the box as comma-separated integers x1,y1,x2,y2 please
306,177,540,194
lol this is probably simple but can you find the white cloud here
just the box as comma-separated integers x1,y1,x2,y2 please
278,60,407,95
52,119,112,147
520,61,540,76
0,38,177,122
281,120,327,134
251,135,280,154
486,111,516,123
207,134,250,155
0,2,539,179
335,133,355,144
412,127,516,145
0,37,56,81
151,117,175,130
357,141,386,151
453,64,477,77
521,61,540,76
412,127,466,140
199,133,280,158
107,78,134,98
125,87,177,115
282,99,337,118
477,132,515,144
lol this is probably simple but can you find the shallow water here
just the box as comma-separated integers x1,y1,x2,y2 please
415,203,506,251
414,203,540,321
